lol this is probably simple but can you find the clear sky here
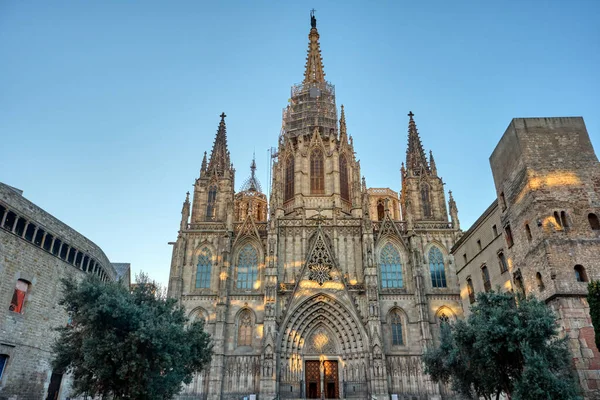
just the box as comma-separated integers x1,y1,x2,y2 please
1,1,598,286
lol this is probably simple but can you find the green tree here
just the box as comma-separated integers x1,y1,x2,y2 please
423,291,579,400
52,274,212,399
587,280,600,351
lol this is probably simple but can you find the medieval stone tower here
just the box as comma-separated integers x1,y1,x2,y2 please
168,12,462,399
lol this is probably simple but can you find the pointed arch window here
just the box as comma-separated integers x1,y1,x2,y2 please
588,213,600,230
195,248,212,289
377,201,385,221
206,186,217,221
236,244,259,289
380,243,403,288
339,155,350,201
429,247,447,288
237,310,253,346
390,310,404,345
310,148,325,194
421,184,432,218
285,156,295,202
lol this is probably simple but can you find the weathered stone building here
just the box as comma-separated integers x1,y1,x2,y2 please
0,182,128,399
168,13,463,399
452,117,600,395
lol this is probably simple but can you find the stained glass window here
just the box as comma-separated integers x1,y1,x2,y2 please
195,248,212,289
236,244,259,289
285,156,295,202
429,247,447,288
421,184,431,218
206,186,217,220
339,155,349,201
311,148,324,194
380,243,403,288
391,311,403,345
238,310,252,346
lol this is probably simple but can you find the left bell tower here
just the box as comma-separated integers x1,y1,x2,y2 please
191,112,235,225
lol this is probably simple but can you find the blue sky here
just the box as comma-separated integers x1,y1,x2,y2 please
1,1,598,286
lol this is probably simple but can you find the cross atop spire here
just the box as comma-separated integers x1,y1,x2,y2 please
207,112,231,177
303,10,326,84
405,111,430,175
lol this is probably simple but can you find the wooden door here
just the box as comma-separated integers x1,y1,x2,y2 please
305,360,320,398
324,360,339,398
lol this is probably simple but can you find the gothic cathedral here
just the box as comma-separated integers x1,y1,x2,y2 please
168,13,462,400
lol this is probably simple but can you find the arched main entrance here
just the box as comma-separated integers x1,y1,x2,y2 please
278,294,370,399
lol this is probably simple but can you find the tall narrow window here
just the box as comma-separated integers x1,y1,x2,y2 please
339,155,350,201
238,310,253,346
236,244,259,289
377,201,385,221
575,265,588,283
206,186,217,221
525,224,532,242
380,243,403,288
589,213,600,230
195,248,212,289
481,265,491,292
390,311,404,345
0,355,8,379
498,251,508,273
500,192,506,211
504,224,514,248
467,278,475,304
310,148,325,194
560,211,569,229
421,184,432,218
284,156,295,202
492,224,498,236
536,272,545,291
554,211,562,229
429,247,447,288
9,279,29,314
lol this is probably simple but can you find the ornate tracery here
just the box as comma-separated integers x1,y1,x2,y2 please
429,246,447,288
236,244,259,289
195,247,212,289
380,243,403,288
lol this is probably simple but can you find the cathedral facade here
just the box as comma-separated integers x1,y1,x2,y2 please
168,13,462,400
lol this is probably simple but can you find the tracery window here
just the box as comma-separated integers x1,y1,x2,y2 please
421,184,432,218
429,247,447,288
206,186,217,221
285,156,295,202
390,311,404,345
195,248,212,289
380,243,403,288
237,310,253,346
339,155,350,201
236,244,259,289
310,148,325,194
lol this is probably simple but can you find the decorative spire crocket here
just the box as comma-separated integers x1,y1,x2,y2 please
303,10,326,84
207,112,232,177
429,150,437,176
405,111,430,175
200,151,207,175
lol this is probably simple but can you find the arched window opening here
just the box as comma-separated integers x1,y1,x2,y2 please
575,265,588,283
588,213,600,230
467,278,475,304
377,201,385,221
421,184,432,218
380,243,403,288
339,155,350,201
237,310,253,346
513,270,525,295
536,272,545,291
525,224,532,242
390,311,404,345
236,244,259,289
561,211,569,229
0,354,8,379
206,186,217,221
554,211,562,229
310,148,325,194
498,251,508,273
504,224,514,248
285,156,295,202
438,312,450,325
195,248,212,289
429,247,447,288
481,265,491,292
500,192,507,211
9,279,29,314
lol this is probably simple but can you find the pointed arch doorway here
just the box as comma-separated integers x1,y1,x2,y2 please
304,325,340,398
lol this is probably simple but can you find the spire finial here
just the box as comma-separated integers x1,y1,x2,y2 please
310,9,317,28
405,111,429,175
220,112,226,121
408,111,414,120
303,10,325,84
207,113,231,177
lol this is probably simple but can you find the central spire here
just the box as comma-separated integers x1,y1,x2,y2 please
303,9,326,84
207,112,232,177
405,111,430,175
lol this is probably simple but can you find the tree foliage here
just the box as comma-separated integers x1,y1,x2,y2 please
423,291,579,400
52,274,212,399
587,280,600,351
